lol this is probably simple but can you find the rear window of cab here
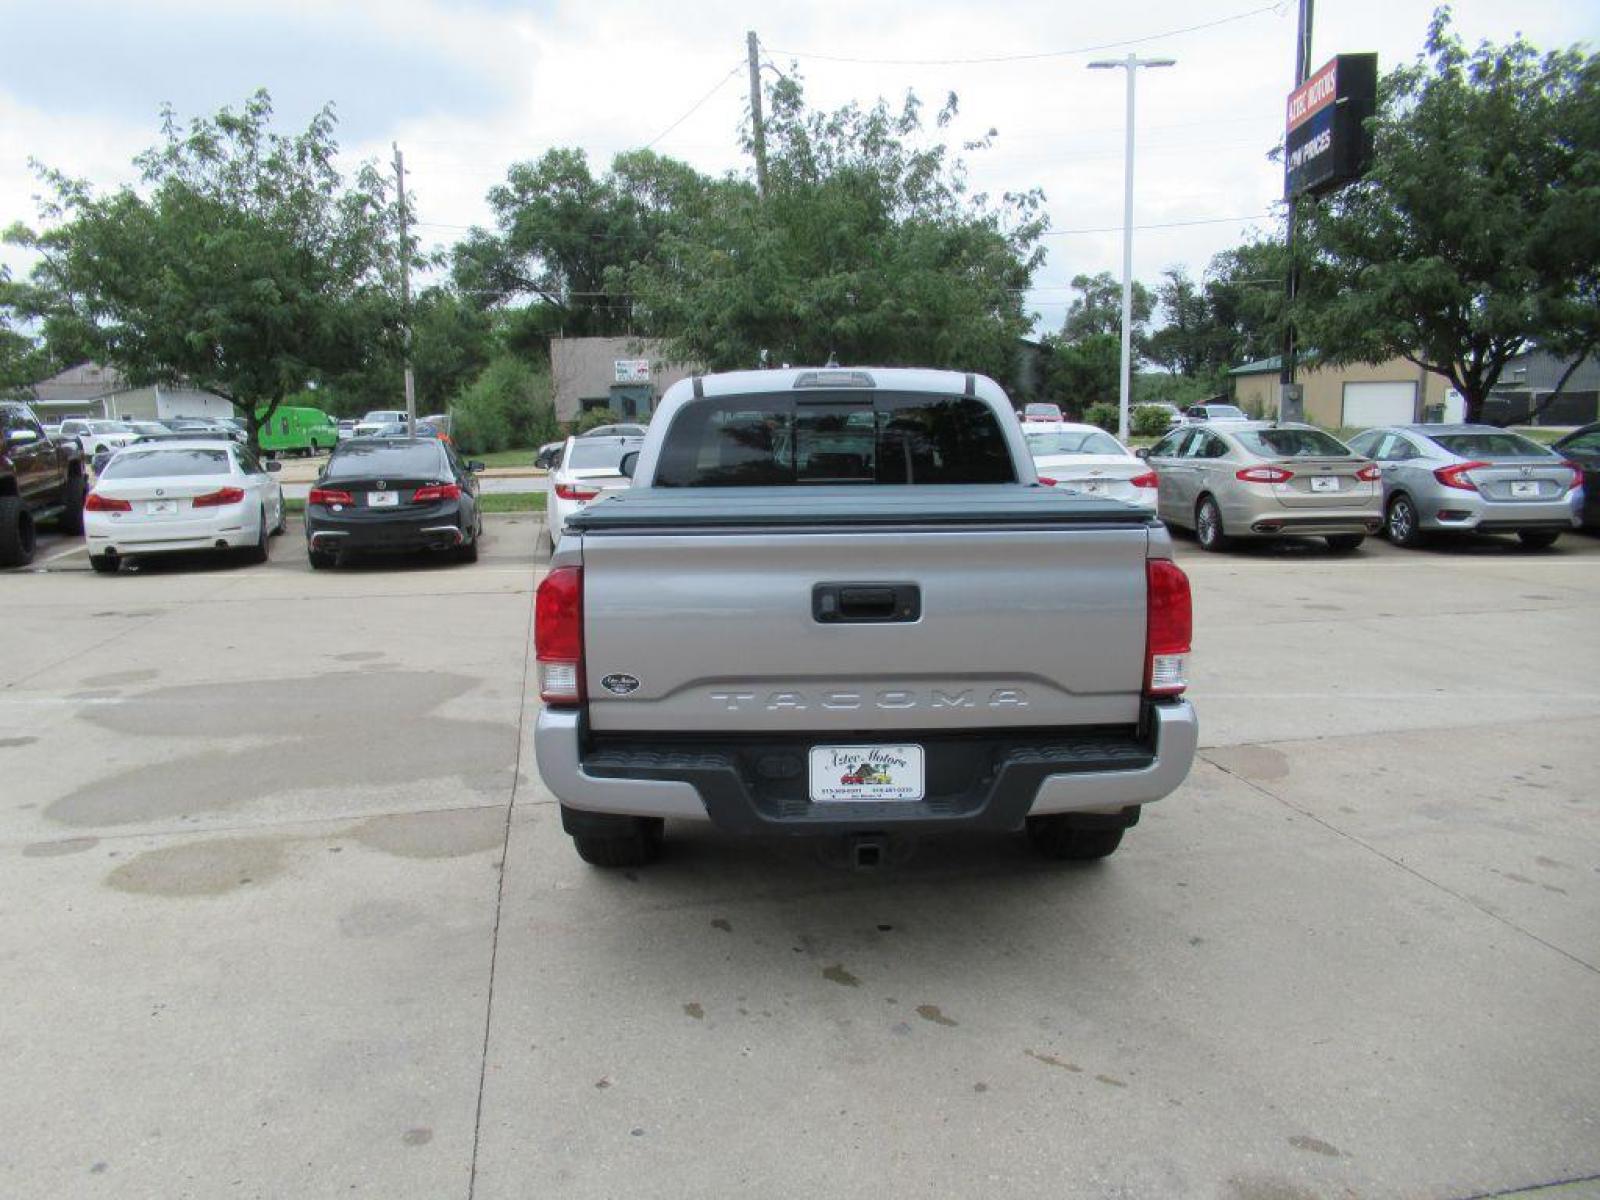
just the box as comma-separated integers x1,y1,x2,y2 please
652,392,1016,487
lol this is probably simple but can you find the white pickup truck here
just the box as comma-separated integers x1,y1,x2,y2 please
534,368,1196,868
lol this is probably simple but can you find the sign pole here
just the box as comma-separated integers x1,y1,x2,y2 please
1279,0,1314,421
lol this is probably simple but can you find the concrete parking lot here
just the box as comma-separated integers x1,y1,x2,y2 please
2,518,1598,1199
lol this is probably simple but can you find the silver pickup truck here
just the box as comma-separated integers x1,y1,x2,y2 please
534,368,1196,868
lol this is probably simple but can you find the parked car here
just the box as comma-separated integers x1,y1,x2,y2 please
369,421,444,440
92,428,240,475
545,435,641,545
417,414,453,443
352,409,409,437
164,418,247,444
1024,422,1158,512
1021,402,1064,423
534,440,564,470
1345,424,1584,549
303,438,484,568
1182,403,1250,423
534,367,1194,868
579,422,647,439
257,406,338,457
1551,423,1600,530
83,441,285,573
58,418,141,460
0,401,87,567
336,419,358,441
1142,422,1381,551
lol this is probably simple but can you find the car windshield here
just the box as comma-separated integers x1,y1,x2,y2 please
1024,404,1061,418
130,422,168,435
1235,428,1352,457
1430,432,1556,458
566,440,641,470
88,421,133,433
325,442,444,478
1203,406,1247,419
100,448,232,478
1025,429,1124,456
654,392,1016,487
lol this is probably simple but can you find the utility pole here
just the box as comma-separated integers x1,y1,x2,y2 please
393,142,416,435
1279,0,1314,418
747,30,769,199
1088,53,1175,442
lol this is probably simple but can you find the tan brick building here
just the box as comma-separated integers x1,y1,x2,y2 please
1229,355,1459,429
549,337,699,423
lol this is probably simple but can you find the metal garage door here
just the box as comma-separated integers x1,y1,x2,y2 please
1342,381,1417,427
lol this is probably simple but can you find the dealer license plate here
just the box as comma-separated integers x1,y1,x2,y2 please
1510,480,1540,498
145,499,177,515
1081,480,1106,494
809,745,925,803
1310,476,1340,492
367,491,399,507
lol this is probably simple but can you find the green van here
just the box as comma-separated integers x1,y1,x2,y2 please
257,406,338,456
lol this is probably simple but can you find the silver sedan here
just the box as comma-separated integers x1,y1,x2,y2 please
1142,422,1382,552
1345,425,1583,549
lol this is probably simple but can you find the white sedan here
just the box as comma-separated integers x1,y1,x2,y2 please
544,435,641,548
58,418,142,461
1025,423,1159,513
84,441,286,573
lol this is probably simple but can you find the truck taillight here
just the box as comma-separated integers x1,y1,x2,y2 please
535,565,583,705
1145,559,1191,697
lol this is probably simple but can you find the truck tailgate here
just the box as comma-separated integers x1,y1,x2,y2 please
573,489,1153,734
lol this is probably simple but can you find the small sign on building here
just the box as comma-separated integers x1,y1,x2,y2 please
614,359,651,384
1284,54,1378,200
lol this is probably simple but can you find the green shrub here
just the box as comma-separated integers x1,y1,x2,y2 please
449,356,559,455
1131,404,1174,437
1083,402,1120,432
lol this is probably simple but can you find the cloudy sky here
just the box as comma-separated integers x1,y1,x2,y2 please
1,0,1592,335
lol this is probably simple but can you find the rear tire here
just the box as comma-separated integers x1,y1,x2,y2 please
271,501,287,536
0,497,37,568
566,810,665,869
1386,493,1423,548
456,537,479,563
1195,496,1231,552
308,547,336,570
1325,533,1365,552
241,509,269,564
89,554,119,575
1517,530,1560,550
1026,816,1125,861
57,472,87,535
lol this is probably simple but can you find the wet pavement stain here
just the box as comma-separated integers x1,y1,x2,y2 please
22,837,99,858
916,1004,958,1027
710,918,732,932
1095,1074,1128,1088
822,963,860,987
45,671,516,828
683,1002,704,1020
401,1128,433,1147
1287,1135,1341,1157
351,807,506,859
106,837,287,897
0,736,39,749
1025,1050,1082,1072
972,1082,988,1093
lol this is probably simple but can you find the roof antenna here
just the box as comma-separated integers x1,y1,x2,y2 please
824,350,840,368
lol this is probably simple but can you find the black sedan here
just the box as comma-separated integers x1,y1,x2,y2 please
304,438,485,568
1553,423,1600,529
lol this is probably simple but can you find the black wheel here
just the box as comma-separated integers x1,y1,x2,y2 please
1386,493,1423,548
271,500,287,536
1325,533,1365,552
57,472,87,535
1026,816,1125,861
89,554,119,575
241,509,269,564
1517,530,1560,550
456,528,479,563
1195,496,1231,552
308,546,337,570
0,496,37,568
564,808,664,868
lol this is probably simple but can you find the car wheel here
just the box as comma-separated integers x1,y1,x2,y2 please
242,508,269,564
271,500,287,536
1325,533,1365,552
89,554,119,575
1195,496,1231,552
456,532,479,563
565,809,664,868
0,497,37,568
1386,493,1423,548
1517,530,1561,550
57,471,87,535
308,547,337,569
1025,816,1124,861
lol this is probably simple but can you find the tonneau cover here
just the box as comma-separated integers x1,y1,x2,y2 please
566,485,1158,532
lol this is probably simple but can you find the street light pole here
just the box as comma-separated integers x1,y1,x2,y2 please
1088,53,1174,442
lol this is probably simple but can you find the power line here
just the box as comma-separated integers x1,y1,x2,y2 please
643,62,746,151
769,3,1284,67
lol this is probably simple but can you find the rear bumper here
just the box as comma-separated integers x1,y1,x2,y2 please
1419,492,1582,533
534,700,1198,833
85,509,252,556
305,505,468,553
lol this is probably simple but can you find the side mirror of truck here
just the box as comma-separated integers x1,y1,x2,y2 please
619,451,639,480
6,429,40,447
467,460,485,473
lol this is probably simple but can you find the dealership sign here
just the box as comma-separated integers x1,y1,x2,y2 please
1284,53,1377,199
614,359,651,384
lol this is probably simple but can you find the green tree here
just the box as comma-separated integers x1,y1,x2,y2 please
1293,11,1600,423
5,90,400,446
1145,267,1210,378
0,268,49,398
625,75,1047,382
1202,240,1287,374
1040,331,1121,415
448,355,559,454
1062,271,1154,347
